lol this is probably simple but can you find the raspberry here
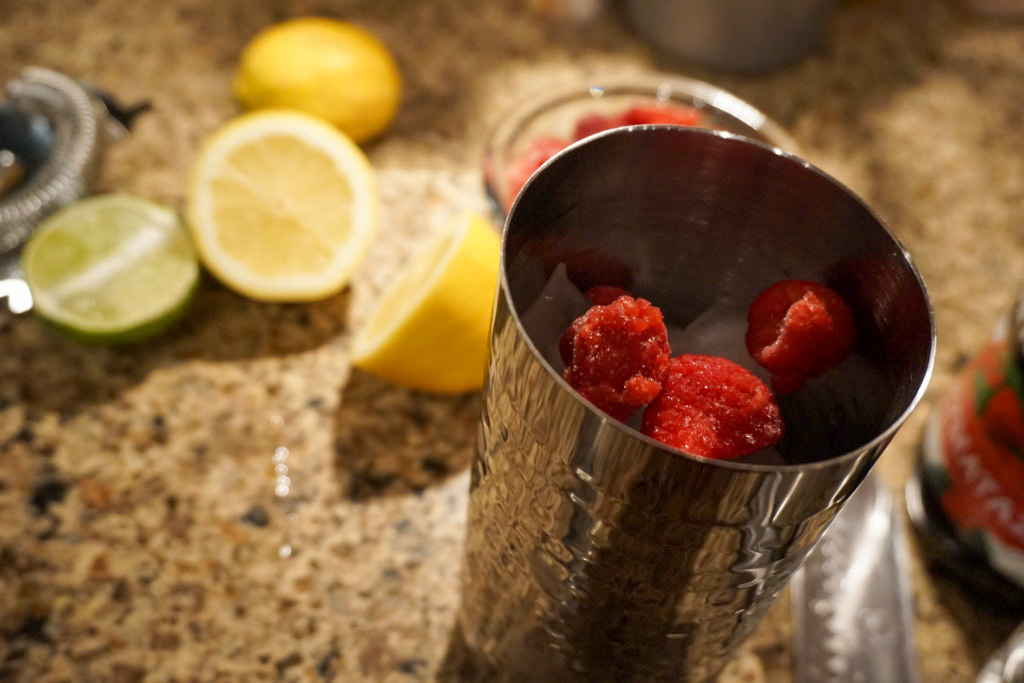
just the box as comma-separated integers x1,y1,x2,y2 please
621,104,701,127
558,324,577,367
745,280,857,394
642,354,784,459
562,296,671,421
559,287,632,365
504,135,567,208
573,113,626,140
583,285,630,306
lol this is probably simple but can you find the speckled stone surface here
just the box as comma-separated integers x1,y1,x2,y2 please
1,0,1024,680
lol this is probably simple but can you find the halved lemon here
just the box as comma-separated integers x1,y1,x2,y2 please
187,110,376,301
351,211,500,394
234,18,402,142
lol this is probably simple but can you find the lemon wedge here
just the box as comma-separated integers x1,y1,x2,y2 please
351,211,500,394
187,110,377,302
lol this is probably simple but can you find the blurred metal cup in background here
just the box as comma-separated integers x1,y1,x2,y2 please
455,127,934,681
624,0,838,72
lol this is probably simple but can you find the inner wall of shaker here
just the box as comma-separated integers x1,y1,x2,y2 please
504,127,933,464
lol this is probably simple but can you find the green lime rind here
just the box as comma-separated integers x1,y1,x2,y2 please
38,276,198,345
21,194,200,345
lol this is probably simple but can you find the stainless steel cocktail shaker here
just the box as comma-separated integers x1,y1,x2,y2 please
455,127,934,681
624,0,838,72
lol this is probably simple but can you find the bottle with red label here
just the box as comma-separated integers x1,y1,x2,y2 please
907,296,1024,603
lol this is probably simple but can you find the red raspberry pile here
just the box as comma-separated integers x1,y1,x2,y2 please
559,280,857,460
572,104,701,140
504,104,702,207
504,136,567,208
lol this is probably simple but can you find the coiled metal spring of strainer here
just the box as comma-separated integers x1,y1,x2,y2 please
0,67,104,260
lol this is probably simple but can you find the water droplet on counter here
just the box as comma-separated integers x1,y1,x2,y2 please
272,446,292,498
811,599,832,617
278,543,293,559
826,656,848,675
860,609,886,631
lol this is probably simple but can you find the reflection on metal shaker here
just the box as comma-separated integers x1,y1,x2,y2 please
455,127,935,681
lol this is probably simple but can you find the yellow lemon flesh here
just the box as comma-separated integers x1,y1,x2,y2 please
234,17,402,142
188,110,377,302
351,212,501,394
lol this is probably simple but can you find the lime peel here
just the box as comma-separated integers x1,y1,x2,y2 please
21,194,199,344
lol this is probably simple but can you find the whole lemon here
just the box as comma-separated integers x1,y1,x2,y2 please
234,18,402,142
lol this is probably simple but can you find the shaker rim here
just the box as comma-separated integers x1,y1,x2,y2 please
500,125,937,473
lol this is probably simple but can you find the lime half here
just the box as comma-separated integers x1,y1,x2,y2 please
22,194,199,343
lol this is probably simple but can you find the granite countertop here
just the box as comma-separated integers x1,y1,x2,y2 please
2,0,1024,680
